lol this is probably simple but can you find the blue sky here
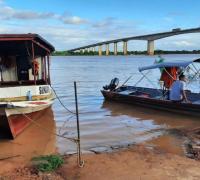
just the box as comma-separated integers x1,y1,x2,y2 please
1,0,200,50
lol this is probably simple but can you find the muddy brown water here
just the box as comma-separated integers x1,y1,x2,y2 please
1,54,200,162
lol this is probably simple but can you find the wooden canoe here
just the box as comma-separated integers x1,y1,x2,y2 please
101,86,200,116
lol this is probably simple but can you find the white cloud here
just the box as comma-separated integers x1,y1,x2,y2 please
0,6,55,20
167,12,185,17
173,40,193,47
0,1,199,51
0,3,87,25
163,17,173,23
156,34,200,50
14,11,55,20
61,16,88,25
1,18,200,51
92,17,116,28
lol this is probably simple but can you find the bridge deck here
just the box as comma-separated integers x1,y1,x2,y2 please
68,27,200,52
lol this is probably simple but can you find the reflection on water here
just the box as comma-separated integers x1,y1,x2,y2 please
0,108,56,164
1,55,200,160
51,55,200,155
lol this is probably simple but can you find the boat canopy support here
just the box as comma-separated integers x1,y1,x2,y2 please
138,58,200,72
136,58,200,92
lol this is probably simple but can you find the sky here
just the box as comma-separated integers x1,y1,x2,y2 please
0,0,200,51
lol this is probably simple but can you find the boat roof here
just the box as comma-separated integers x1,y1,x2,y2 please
0,34,55,56
138,58,200,72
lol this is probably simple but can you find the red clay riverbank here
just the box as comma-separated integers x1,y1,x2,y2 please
1,145,200,180
0,108,56,176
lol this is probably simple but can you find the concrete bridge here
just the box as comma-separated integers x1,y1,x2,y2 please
68,27,200,55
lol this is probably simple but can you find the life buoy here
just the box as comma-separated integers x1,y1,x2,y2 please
32,60,39,76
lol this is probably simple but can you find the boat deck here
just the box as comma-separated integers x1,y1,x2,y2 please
115,86,200,104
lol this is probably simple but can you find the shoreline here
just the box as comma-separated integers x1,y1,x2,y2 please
1,144,200,179
1,109,200,179
52,52,200,56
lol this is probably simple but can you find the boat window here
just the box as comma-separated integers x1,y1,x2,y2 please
0,56,18,82
16,56,31,81
0,56,46,86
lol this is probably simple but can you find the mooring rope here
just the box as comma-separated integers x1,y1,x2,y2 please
50,86,76,115
9,100,85,167
9,102,77,143
58,114,75,135
50,85,98,115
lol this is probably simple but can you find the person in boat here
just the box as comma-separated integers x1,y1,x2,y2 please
169,74,190,103
160,67,178,89
159,66,179,100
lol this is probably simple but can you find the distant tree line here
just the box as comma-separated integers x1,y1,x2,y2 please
52,49,200,56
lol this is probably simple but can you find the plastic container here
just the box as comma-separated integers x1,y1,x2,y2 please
26,90,32,101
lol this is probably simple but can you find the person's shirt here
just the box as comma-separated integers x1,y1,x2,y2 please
169,80,186,101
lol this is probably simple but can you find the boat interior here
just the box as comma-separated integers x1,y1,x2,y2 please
0,34,55,88
115,86,200,104
0,55,49,87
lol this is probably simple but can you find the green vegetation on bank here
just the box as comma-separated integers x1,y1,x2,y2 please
52,50,200,56
32,155,64,172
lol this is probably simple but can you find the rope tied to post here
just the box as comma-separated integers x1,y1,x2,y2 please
8,81,85,168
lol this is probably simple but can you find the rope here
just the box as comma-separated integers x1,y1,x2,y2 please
50,85,98,115
58,114,75,135
8,86,85,167
50,86,76,115
19,108,84,167
9,102,77,143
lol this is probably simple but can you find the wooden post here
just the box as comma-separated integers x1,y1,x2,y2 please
74,81,84,167
32,42,36,85
41,57,44,81
47,55,50,84
44,56,47,84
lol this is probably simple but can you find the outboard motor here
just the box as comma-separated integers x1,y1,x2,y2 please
103,78,119,91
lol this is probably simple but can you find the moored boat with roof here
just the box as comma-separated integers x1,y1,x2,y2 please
0,34,55,139
101,58,200,116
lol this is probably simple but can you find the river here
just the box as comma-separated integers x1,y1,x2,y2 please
51,54,200,155
1,54,200,162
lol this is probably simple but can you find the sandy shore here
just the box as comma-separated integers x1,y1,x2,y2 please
1,107,200,179
1,145,200,180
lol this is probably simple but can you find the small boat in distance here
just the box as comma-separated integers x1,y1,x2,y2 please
101,58,200,116
0,34,55,139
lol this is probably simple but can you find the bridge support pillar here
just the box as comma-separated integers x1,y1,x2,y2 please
98,45,102,56
106,44,109,56
147,40,154,55
114,43,117,55
123,41,128,55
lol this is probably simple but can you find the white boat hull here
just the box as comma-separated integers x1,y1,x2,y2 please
0,85,55,139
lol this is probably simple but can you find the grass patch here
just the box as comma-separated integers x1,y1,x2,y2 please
32,155,64,172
